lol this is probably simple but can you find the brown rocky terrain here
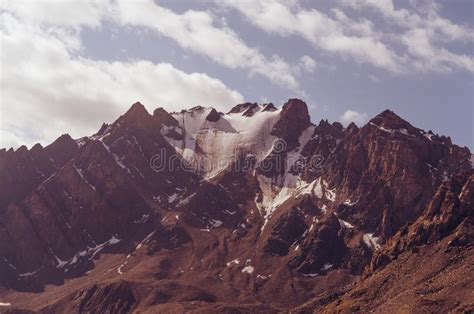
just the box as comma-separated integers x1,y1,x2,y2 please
0,99,472,313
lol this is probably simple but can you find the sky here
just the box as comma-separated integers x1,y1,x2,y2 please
0,0,473,150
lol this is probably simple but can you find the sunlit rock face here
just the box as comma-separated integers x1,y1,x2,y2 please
0,99,472,313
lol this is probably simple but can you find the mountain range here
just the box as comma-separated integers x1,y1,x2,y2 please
0,99,472,313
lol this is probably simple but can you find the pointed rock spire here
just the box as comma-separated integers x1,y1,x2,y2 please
153,107,179,127
120,101,151,123
262,103,277,112
228,102,257,114
206,108,221,122
370,109,411,130
271,98,311,150
45,133,78,165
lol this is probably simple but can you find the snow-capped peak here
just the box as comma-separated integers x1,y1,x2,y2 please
165,104,282,178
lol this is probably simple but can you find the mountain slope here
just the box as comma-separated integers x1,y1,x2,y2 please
301,170,473,313
0,99,471,312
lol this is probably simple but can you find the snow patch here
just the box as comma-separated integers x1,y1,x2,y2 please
76,137,88,147
344,199,357,206
226,259,240,267
53,235,121,269
135,231,156,251
370,122,395,134
302,273,318,278
297,178,320,197
2,257,17,271
177,192,196,206
257,274,269,280
399,128,409,135
117,260,127,275
363,233,381,250
167,105,282,178
99,140,132,176
321,263,333,271
168,193,179,203
338,219,354,229
208,219,223,228
314,178,323,198
371,123,417,138
54,255,68,268
321,204,327,213
38,172,56,189
241,265,254,274
131,135,143,153
323,181,336,202
19,270,37,278
73,164,96,191
423,132,434,141
442,170,450,182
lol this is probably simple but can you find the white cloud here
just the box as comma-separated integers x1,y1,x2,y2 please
0,0,109,29
340,0,474,73
0,12,243,149
298,55,317,73
401,28,474,73
340,110,369,126
220,0,474,74
219,1,402,73
113,0,300,91
0,0,302,91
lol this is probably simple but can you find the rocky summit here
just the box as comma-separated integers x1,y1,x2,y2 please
0,99,472,313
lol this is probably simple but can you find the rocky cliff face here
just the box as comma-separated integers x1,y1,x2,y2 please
306,170,473,313
369,170,473,273
0,99,472,313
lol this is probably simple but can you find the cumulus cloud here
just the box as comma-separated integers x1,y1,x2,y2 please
218,1,402,73
0,11,243,149
219,0,474,74
0,0,303,92
340,110,369,126
112,0,300,91
341,0,474,73
298,55,318,73
0,0,109,29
